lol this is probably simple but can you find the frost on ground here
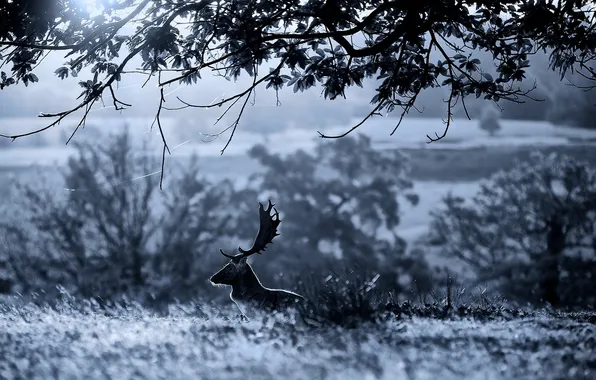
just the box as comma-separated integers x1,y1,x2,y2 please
1,300,595,380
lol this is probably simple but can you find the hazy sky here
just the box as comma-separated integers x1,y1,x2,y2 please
0,44,384,135
0,30,564,143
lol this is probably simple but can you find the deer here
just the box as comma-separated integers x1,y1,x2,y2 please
209,200,305,319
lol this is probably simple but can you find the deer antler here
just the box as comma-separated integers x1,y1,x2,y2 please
239,200,281,256
220,249,236,259
220,200,281,260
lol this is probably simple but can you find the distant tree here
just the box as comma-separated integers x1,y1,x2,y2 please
478,104,502,137
2,0,596,162
428,152,596,307
0,128,238,301
543,70,596,129
524,52,596,128
231,134,429,294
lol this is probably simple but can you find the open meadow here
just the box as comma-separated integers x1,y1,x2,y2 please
1,298,595,380
1,116,596,379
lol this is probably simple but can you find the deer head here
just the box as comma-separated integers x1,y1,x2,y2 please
209,200,281,286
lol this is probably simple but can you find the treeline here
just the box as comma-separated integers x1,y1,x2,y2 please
1,128,595,310
0,128,427,308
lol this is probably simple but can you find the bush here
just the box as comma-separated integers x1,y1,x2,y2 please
293,265,531,328
294,266,395,328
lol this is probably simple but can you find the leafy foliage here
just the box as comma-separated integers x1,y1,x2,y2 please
0,128,238,302
229,134,427,293
428,151,596,307
2,0,596,155
0,132,432,307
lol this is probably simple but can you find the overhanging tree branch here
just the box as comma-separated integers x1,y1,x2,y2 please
1,0,596,181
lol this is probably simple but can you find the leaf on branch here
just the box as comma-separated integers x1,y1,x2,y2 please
2,0,596,160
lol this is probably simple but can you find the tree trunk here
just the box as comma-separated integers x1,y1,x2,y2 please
130,234,145,287
540,218,565,307
0,278,12,294
132,248,144,286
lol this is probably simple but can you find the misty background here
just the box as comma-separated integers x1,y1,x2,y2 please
3,1,596,377
1,45,595,312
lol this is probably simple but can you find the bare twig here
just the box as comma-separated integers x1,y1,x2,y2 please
220,64,258,155
388,37,436,135
427,88,454,143
109,85,132,110
0,41,147,141
65,100,95,145
317,102,384,139
150,87,171,190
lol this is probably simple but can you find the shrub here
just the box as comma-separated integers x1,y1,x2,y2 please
295,266,393,328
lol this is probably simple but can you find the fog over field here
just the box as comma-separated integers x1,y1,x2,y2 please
2,113,595,379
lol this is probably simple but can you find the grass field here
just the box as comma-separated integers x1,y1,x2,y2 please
1,299,595,380
2,117,596,379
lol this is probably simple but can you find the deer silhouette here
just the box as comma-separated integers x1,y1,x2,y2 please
210,200,304,318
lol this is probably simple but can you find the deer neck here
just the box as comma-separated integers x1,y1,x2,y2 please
230,263,266,301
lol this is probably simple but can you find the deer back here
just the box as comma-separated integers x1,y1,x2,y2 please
263,288,305,311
